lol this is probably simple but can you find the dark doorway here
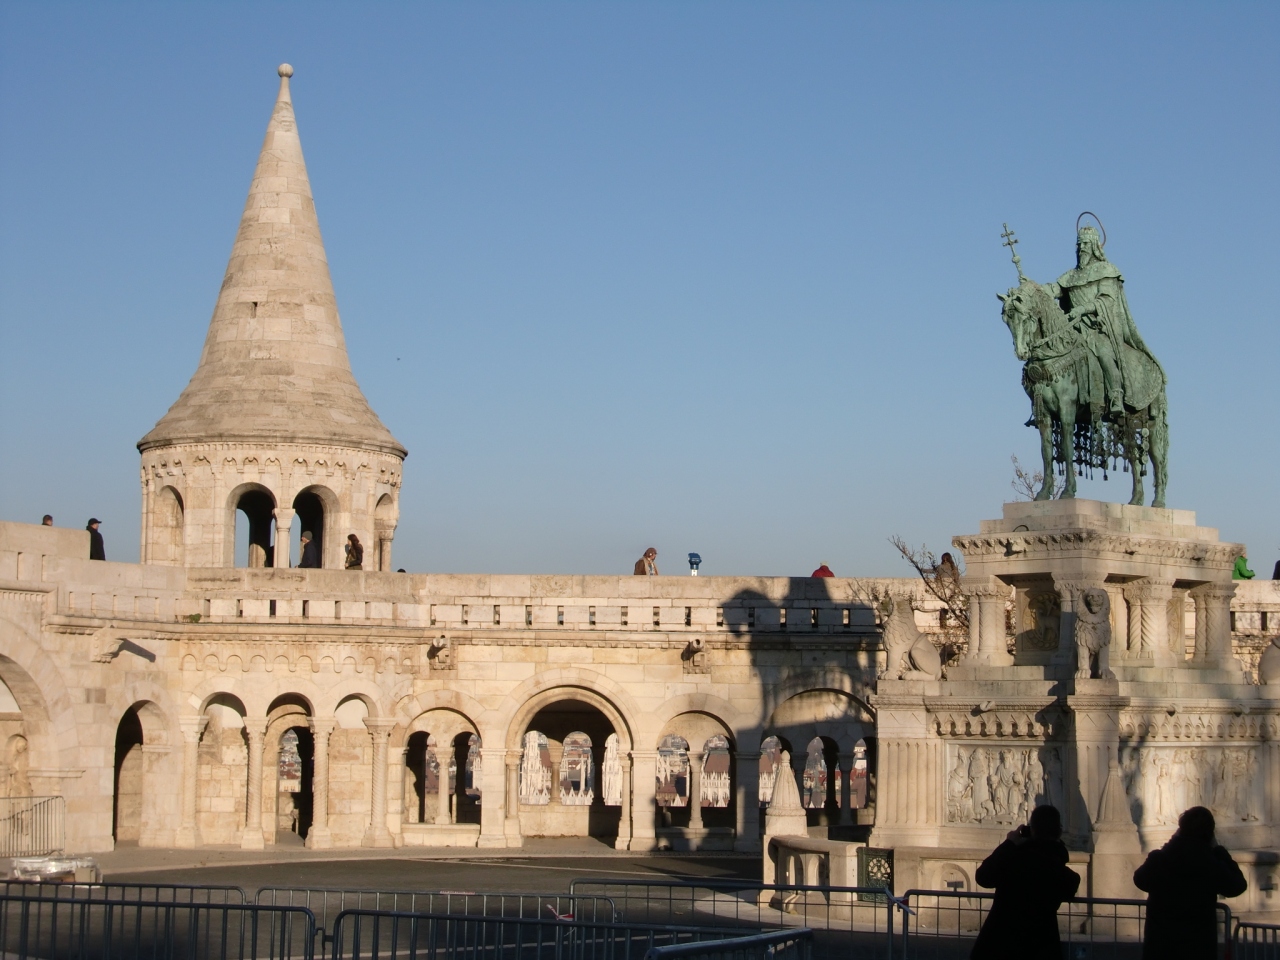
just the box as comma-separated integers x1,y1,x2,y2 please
113,708,144,845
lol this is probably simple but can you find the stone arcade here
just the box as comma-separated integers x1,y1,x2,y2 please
1,66,1279,914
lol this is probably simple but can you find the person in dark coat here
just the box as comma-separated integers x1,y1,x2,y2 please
86,519,105,561
970,805,1079,960
1133,806,1246,960
344,534,363,570
298,532,320,569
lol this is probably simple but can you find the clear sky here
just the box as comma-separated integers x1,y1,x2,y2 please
1,3,1276,577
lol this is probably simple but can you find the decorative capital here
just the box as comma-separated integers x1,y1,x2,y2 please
363,717,398,738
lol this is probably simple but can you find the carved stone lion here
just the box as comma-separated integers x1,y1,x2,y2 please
878,595,943,680
1074,587,1115,680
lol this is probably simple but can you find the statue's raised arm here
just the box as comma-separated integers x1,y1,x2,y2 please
997,217,1169,507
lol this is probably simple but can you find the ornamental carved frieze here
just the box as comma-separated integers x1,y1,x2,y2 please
946,743,1066,825
929,703,1064,740
177,639,422,675
952,532,1239,567
1119,710,1277,742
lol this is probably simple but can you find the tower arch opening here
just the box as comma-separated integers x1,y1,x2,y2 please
230,485,275,568
293,487,336,569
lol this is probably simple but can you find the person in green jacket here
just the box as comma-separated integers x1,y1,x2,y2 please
1233,555,1255,580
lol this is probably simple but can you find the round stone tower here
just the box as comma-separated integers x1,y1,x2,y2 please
137,65,406,570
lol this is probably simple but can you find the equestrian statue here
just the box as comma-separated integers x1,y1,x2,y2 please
997,215,1169,507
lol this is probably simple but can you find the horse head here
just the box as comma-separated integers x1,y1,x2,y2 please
998,285,1034,360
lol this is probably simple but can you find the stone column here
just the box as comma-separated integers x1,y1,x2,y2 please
961,576,1012,665
614,759,633,851
1051,577,1096,669
240,717,268,850
838,752,855,826
306,718,334,849
176,715,208,849
734,751,761,853
629,751,658,851
1124,580,1177,666
436,741,455,825
505,753,524,845
362,718,396,847
273,507,294,568
688,750,704,832
479,747,507,848
378,535,394,572
1191,582,1240,673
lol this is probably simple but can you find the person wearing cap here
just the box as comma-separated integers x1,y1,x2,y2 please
86,519,105,561
298,531,320,569
811,563,835,578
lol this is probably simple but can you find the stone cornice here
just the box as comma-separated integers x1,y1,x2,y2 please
952,531,1240,567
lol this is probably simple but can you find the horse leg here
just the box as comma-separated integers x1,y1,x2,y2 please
1035,404,1055,501
1149,395,1170,508
1059,393,1077,500
1128,416,1146,506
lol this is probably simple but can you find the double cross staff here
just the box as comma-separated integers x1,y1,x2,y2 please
1001,223,1028,283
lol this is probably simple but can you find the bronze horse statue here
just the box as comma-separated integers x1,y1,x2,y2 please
999,280,1169,507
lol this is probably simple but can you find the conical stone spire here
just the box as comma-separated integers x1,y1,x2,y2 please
138,64,404,458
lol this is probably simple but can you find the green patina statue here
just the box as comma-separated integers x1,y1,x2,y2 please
997,216,1169,507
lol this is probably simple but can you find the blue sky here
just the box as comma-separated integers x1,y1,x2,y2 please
1,3,1276,576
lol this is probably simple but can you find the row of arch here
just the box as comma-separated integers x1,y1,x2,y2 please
148,483,396,569
106,680,876,850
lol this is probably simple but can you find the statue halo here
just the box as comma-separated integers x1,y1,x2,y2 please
1076,211,1106,247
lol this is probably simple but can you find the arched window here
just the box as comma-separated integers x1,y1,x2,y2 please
232,487,275,568
464,734,482,799
293,488,328,568
656,735,690,807
759,736,782,806
519,731,551,805
701,735,732,808
602,734,623,807
803,737,827,809
851,738,868,809
559,732,593,805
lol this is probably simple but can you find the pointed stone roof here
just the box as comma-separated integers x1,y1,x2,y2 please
139,65,406,459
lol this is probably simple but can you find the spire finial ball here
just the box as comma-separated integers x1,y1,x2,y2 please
278,63,294,78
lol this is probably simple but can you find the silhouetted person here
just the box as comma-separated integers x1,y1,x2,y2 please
937,552,960,580
298,531,320,568
41,515,52,526
1134,806,1246,960
971,805,1079,960
345,534,363,570
633,548,658,576
811,562,834,578
1273,559,1280,581
86,519,105,561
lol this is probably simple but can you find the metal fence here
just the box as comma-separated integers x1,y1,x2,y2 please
1,880,247,903
1236,920,1280,959
330,909,749,960
568,879,897,960
899,888,1234,960
0,796,64,856
256,886,616,948
0,893,315,960
643,929,813,960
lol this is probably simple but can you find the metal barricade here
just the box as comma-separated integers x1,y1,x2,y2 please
900,889,1233,959
0,893,315,960
568,879,896,960
257,886,616,945
1236,920,1280,959
1,880,247,903
0,797,64,856
329,909,745,960
643,928,814,960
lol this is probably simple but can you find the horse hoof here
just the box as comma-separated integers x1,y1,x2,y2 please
1153,498,1166,508
1060,491,1076,500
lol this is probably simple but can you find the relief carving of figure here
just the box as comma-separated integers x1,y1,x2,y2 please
969,750,995,822
1024,751,1045,813
947,752,973,823
1074,587,1115,680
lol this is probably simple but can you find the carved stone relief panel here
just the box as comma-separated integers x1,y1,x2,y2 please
1119,744,1260,827
945,744,1064,825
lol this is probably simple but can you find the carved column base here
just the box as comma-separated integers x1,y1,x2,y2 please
239,829,265,851
305,826,332,849
174,825,198,850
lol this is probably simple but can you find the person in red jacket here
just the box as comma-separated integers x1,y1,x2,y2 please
970,804,1080,960
1134,806,1246,960
811,562,834,578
